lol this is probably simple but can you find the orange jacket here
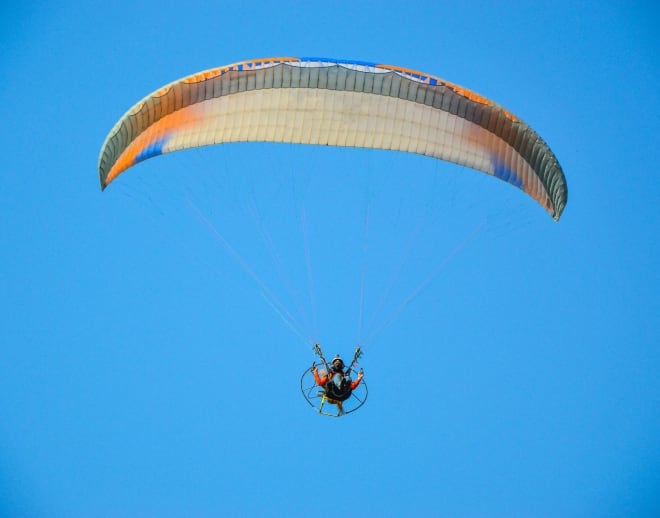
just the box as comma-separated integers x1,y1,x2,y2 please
313,369,362,390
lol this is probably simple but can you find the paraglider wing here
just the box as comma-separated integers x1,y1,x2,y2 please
98,57,567,220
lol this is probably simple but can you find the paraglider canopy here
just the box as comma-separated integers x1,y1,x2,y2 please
98,57,567,220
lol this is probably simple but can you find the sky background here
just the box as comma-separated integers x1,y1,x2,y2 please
1,1,659,516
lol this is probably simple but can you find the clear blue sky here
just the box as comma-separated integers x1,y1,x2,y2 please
1,1,658,516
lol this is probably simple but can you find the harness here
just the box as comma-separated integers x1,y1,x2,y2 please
313,344,364,402
323,372,353,402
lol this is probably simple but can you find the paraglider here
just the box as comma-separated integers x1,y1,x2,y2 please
301,345,367,417
99,57,568,417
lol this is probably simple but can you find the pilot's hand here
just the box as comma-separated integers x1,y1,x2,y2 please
357,371,364,379
311,363,317,373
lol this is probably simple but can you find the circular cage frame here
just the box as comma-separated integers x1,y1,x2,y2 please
300,366,368,417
